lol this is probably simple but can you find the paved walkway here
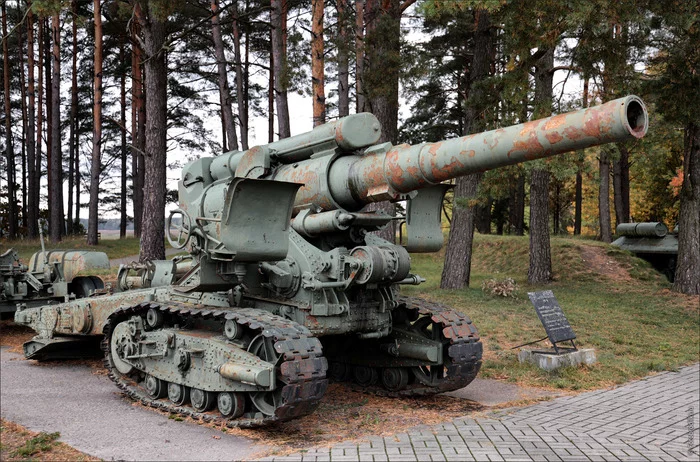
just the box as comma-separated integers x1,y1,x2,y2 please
258,364,700,462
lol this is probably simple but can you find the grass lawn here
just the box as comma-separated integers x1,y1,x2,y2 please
402,234,699,391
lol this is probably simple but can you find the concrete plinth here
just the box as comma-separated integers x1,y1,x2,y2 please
518,348,597,371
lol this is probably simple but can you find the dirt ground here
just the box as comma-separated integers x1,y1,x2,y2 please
0,419,98,462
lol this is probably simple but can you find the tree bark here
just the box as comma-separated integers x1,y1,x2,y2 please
232,5,247,150
528,168,552,283
26,4,38,238
440,9,492,289
441,173,482,289
138,2,168,261
119,44,128,239
527,47,554,284
35,17,43,224
268,29,274,143
18,20,28,231
49,12,62,243
131,7,145,238
211,0,238,151
67,0,78,235
574,78,588,236
45,17,52,219
613,144,630,226
337,0,349,117
510,173,525,235
87,0,102,246
355,0,365,112
271,0,290,138
574,160,582,235
361,0,402,242
598,151,612,242
2,1,17,239
673,122,700,295
311,0,325,127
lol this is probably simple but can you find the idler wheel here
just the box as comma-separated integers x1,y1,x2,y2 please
217,392,245,418
224,320,242,340
146,308,164,329
168,382,190,405
110,322,136,375
247,335,284,417
381,367,409,392
144,375,167,399
191,388,215,412
353,365,378,387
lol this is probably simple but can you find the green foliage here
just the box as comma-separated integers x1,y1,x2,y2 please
403,234,698,390
13,431,60,457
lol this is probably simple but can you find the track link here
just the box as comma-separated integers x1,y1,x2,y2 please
102,302,328,428
333,296,482,397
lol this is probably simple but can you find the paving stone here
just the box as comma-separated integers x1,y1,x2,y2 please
255,364,699,462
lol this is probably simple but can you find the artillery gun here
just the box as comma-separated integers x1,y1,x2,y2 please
1,229,109,318
15,96,648,427
612,222,678,281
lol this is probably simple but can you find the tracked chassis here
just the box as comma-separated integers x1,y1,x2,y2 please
100,296,481,427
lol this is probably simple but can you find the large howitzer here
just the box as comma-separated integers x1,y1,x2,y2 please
15,96,648,427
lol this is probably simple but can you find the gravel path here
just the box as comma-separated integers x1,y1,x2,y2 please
0,347,264,461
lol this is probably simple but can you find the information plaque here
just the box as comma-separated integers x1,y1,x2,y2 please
527,290,577,352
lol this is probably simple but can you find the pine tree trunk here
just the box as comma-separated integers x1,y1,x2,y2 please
441,173,482,289
574,165,582,235
26,5,38,238
528,169,552,283
2,2,17,238
613,144,630,227
271,0,290,138
509,173,525,235
553,180,561,234
49,13,62,243
45,17,52,220
361,0,402,242
574,79,588,236
19,19,28,231
355,0,365,112
527,47,554,284
232,6,248,150
440,9,492,289
598,152,612,243
211,0,238,151
87,0,102,246
67,0,78,235
138,3,168,262
35,18,43,223
131,9,145,238
119,44,128,239
311,0,325,127
672,122,700,295
337,0,349,117
268,32,274,143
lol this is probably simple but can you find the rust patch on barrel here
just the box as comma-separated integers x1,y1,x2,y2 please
545,131,564,144
508,120,545,159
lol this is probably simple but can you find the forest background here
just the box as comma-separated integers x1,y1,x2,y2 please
0,0,698,294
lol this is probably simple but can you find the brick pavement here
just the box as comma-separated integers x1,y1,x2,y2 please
257,364,700,462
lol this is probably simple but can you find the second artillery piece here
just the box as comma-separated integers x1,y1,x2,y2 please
15,96,648,427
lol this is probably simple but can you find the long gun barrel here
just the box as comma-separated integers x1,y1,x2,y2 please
175,95,647,262
271,95,647,212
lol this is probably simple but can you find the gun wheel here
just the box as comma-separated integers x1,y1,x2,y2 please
247,335,284,417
